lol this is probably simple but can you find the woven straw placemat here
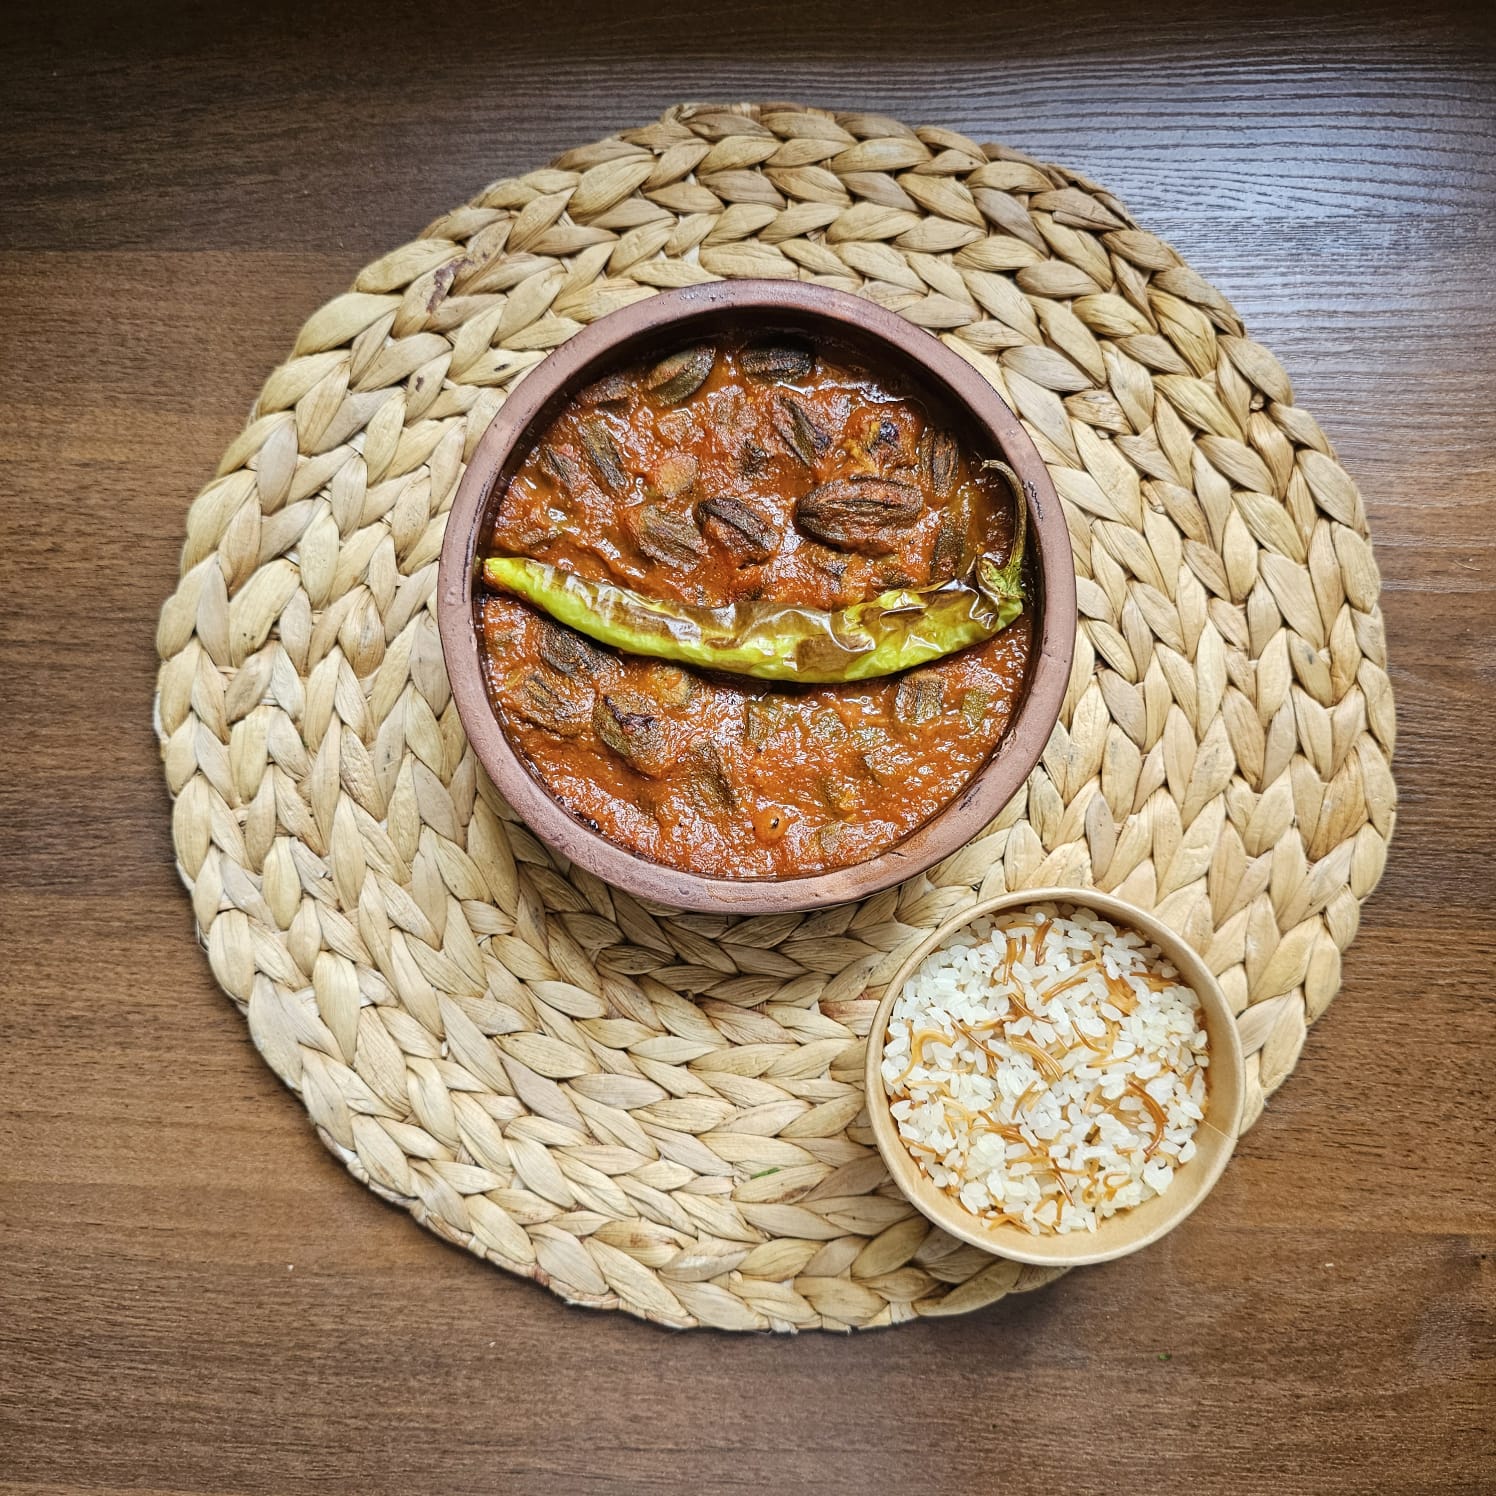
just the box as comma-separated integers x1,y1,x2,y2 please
155,103,1396,1331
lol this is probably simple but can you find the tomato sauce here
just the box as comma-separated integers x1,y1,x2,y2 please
478,335,1034,879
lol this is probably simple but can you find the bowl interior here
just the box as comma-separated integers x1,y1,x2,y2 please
864,887,1246,1268
438,281,1077,913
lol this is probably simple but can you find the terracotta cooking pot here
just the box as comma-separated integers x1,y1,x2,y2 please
437,280,1076,912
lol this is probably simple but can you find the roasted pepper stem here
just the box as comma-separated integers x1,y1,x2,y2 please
482,501,1026,683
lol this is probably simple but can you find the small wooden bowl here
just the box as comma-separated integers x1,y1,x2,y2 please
864,887,1246,1267
438,281,1076,913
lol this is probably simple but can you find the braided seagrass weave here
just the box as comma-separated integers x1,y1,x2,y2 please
155,103,1396,1330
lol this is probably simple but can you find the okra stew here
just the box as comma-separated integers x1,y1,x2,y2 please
478,331,1034,879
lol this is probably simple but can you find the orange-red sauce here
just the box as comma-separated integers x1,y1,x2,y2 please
479,335,1033,879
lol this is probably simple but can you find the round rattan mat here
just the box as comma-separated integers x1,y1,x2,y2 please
155,103,1396,1331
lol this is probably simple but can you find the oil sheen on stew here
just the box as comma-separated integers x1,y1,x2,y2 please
479,333,1033,879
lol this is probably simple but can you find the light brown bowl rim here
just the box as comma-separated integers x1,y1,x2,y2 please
437,281,1077,913
864,886,1247,1267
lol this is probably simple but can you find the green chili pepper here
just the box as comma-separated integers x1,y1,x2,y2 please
481,500,1026,684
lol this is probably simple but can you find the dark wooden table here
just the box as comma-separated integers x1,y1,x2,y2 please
3,2,1492,1492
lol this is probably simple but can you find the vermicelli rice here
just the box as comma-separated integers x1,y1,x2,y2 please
880,902,1209,1234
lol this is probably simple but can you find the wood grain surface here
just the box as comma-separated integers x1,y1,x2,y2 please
1,2,1492,1492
